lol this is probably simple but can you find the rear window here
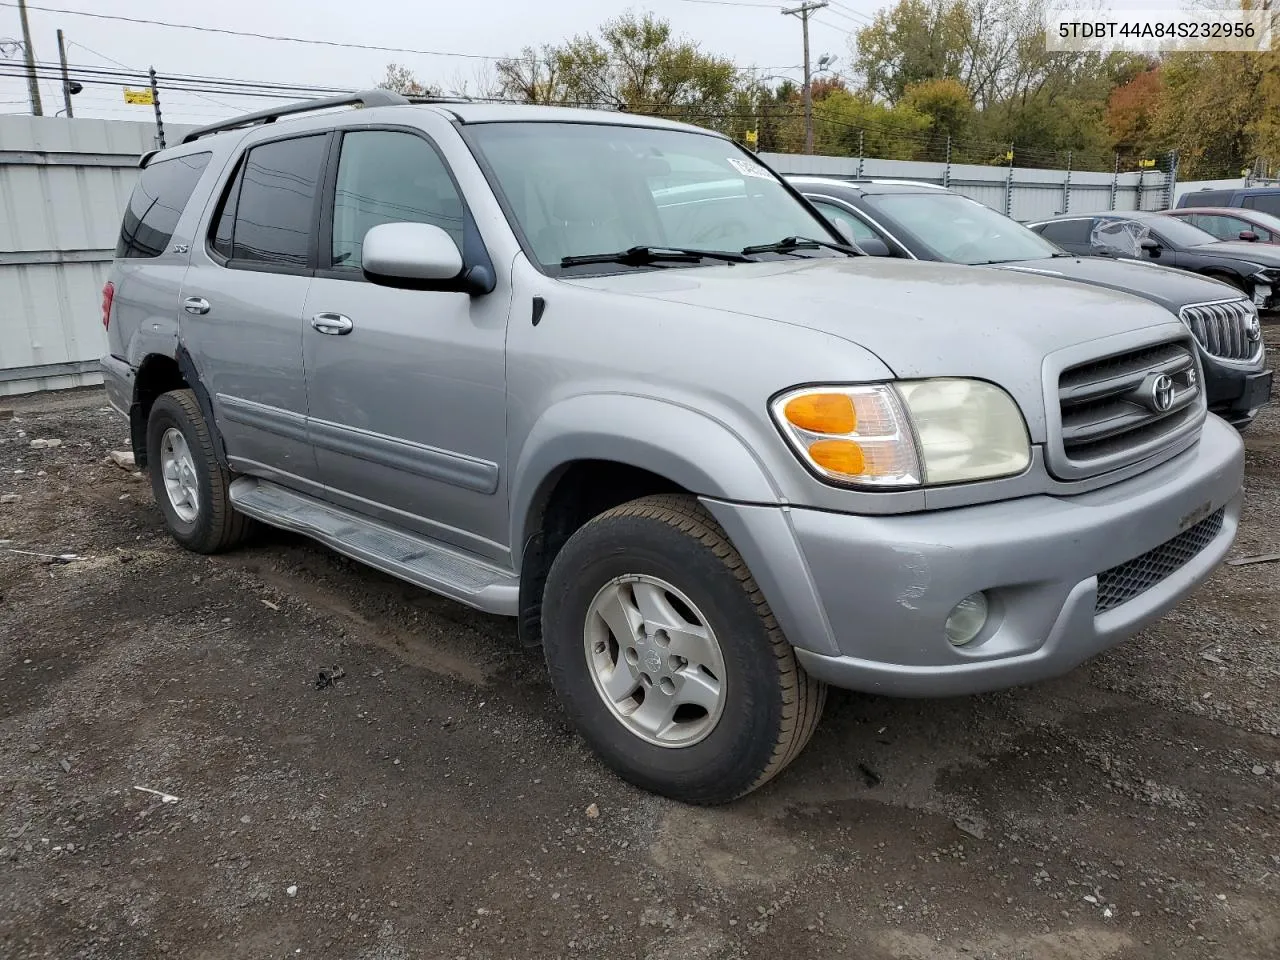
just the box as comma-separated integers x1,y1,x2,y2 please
116,152,212,258
1243,193,1280,218
1177,190,1231,208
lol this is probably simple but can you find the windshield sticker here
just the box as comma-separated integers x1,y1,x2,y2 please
727,157,774,181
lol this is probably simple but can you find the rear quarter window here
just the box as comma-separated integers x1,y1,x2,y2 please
1243,193,1280,218
116,152,212,258
1037,219,1092,245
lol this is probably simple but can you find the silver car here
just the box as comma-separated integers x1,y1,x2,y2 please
100,90,1244,803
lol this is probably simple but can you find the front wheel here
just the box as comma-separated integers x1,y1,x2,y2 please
541,494,826,804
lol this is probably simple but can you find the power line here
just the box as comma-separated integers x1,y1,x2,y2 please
0,1,803,72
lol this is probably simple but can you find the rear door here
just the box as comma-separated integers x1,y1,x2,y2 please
1035,218,1093,255
179,132,331,490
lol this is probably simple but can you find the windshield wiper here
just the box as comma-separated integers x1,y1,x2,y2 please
560,245,752,267
741,236,863,257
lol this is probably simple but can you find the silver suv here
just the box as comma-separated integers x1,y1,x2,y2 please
100,91,1245,803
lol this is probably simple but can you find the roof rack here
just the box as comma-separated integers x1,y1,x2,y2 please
180,89,410,144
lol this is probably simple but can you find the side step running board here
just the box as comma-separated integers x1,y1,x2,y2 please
228,478,519,615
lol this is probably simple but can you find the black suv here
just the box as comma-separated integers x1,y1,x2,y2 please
787,177,1273,428
1025,210,1280,314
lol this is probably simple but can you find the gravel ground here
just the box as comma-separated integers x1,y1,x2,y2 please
2,331,1278,960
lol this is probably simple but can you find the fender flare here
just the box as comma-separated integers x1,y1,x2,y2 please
509,393,782,554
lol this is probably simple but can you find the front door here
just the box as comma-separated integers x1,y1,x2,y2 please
179,133,331,490
302,127,510,563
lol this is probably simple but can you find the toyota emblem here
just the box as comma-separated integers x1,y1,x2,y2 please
1148,374,1175,412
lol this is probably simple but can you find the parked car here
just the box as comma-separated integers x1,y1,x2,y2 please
789,177,1272,428
1175,185,1280,218
1164,206,1280,245
1025,210,1280,314
101,91,1245,804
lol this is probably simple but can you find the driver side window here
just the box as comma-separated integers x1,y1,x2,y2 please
330,130,464,272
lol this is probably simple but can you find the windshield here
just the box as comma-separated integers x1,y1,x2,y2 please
863,192,1060,263
1144,214,1221,247
466,121,842,271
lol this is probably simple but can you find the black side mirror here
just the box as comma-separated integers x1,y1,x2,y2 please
1239,230,1259,242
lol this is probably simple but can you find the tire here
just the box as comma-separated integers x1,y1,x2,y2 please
1204,270,1249,295
541,494,826,804
146,388,252,554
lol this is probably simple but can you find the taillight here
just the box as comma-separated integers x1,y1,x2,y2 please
101,281,115,330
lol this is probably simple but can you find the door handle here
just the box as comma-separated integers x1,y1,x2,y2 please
183,297,210,315
310,313,353,335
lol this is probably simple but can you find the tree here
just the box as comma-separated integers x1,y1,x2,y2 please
1154,52,1264,179
494,13,740,130
1105,68,1162,156
851,0,971,104
901,77,973,159
377,63,436,97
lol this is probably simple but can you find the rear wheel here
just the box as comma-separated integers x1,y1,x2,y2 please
146,389,253,554
541,494,826,804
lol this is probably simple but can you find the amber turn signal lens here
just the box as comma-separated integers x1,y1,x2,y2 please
783,393,857,434
807,439,866,475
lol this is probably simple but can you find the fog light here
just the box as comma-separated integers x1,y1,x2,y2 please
945,592,988,646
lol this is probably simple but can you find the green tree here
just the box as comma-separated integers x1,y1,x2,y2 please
901,77,973,160
852,0,971,104
1154,52,1264,179
494,13,740,130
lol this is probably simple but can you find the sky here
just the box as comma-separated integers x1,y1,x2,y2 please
0,0,887,125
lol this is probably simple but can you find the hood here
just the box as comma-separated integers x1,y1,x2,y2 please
1191,241,1280,265
992,256,1246,311
564,257,1184,425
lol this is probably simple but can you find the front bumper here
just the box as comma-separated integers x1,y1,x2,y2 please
703,415,1244,698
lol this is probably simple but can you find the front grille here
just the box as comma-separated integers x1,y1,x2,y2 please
1056,341,1201,473
1179,300,1261,360
1094,508,1224,613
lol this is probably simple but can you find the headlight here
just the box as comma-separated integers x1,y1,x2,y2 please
771,379,1031,488
1252,268,1280,285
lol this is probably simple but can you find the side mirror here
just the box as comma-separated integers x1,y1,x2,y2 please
1239,230,1259,242
1139,237,1161,256
362,222,463,284
857,237,892,257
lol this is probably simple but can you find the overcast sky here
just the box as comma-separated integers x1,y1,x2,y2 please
0,0,1206,126
0,0,888,124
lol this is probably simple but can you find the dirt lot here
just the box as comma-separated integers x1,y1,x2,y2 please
2,335,1279,960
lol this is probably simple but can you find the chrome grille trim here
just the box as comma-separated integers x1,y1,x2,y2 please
1178,299,1262,361
1043,332,1206,482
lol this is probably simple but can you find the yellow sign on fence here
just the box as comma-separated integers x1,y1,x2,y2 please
1138,158,1156,168
745,129,758,150
123,88,154,106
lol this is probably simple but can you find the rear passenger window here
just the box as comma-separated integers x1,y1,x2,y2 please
211,135,327,267
1243,194,1280,218
329,131,464,272
116,152,212,258
1037,219,1091,245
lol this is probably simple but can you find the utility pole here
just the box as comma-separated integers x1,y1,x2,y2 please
149,66,165,149
17,0,42,115
56,28,72,118
782,1,827,155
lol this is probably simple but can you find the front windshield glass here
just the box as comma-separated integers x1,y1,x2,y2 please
1145,214,1220,247
862,192,1061,264
466,121,842,270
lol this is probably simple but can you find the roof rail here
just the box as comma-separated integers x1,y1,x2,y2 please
180,89,410,144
